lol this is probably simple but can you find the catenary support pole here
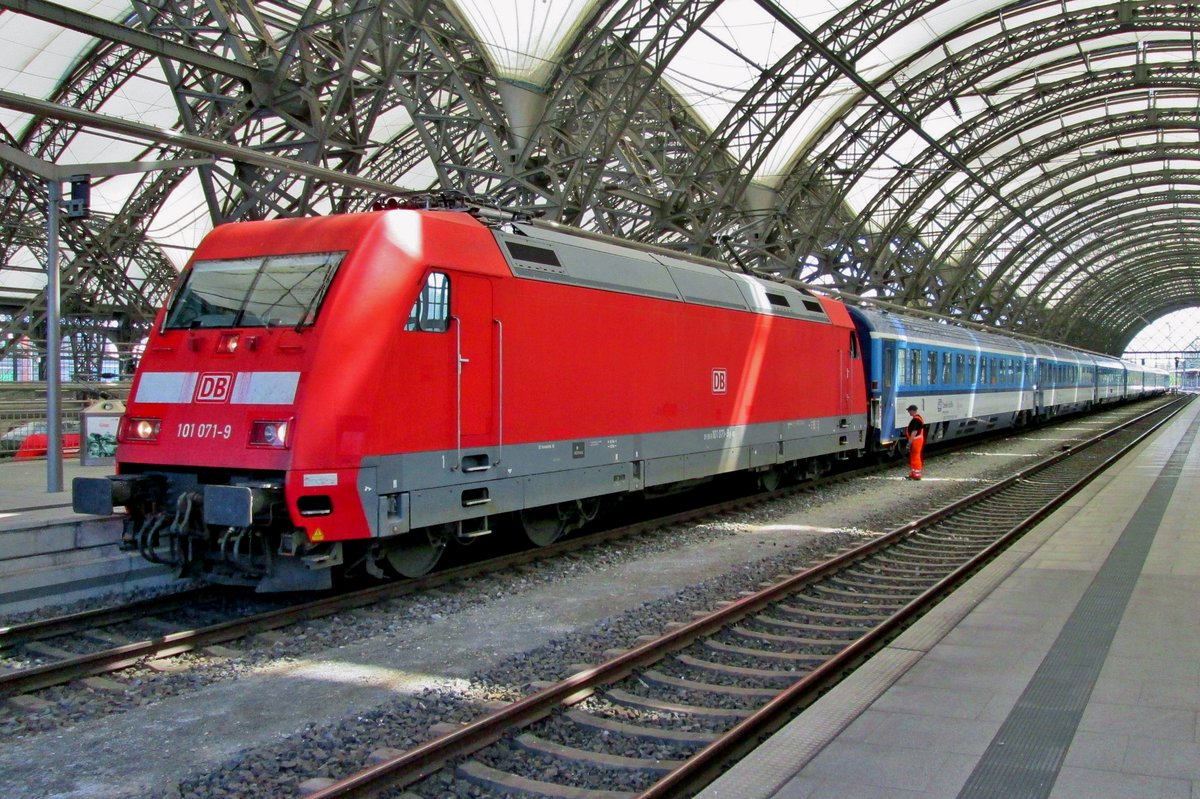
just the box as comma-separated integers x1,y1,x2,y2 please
45,179,63,493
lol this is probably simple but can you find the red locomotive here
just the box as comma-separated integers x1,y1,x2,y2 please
74,200,868,590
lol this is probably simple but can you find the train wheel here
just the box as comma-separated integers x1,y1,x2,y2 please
521,498,603,547
383,525,449,577
757,467,782,492
520,504,569,547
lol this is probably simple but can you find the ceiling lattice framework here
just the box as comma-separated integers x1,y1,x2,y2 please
785,0,1200,352
1,0,1199,366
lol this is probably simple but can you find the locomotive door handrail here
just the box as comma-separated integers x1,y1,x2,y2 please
453,315,466,471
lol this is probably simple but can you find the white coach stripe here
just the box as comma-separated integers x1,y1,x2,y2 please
231,372,300,405
135,372,198,403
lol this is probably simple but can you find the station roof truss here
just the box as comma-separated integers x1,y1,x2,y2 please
0,0,1198,362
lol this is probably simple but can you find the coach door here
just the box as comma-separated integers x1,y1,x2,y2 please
839,330,856,417
452,274,499,469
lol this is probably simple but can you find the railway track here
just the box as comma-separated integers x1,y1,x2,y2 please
0,464,858,701
301,395,1190,799
0,588,296,696
0,398,1173,707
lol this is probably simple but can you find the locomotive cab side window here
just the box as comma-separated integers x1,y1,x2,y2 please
405,272,450,332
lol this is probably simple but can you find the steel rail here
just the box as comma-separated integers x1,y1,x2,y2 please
0,587,213,649
0,468,810,699
637,394,1192,798
302,395,1190,799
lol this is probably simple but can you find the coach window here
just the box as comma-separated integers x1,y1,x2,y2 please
955,353,965,384
927,350,938,385
968,354,977,385
910,348,922,385
405,272,450,332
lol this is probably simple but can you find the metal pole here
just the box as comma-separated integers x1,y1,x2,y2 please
45,179,62,493
0,151,219,495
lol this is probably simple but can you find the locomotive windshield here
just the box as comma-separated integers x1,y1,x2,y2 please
164,251,345,329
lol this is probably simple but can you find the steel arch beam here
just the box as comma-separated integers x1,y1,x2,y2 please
973,172,1200,317
785,1,1200,344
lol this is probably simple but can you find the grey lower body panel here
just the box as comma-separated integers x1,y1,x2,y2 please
362,414,867,536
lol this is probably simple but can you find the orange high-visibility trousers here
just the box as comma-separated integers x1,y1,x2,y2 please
908,434,924,479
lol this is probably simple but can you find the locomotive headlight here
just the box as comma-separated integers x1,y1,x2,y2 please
250,419,291,448
121,417,161,442
217,333,239,354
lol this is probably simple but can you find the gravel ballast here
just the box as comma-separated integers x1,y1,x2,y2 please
0,417,1122,798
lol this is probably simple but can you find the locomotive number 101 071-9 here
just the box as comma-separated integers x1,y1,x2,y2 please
176,422,234,440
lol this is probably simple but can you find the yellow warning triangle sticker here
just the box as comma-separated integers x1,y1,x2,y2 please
311,528,325,541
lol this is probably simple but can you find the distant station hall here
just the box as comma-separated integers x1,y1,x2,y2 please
3,2,1200,799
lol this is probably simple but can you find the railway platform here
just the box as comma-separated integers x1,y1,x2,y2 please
700,397,1200,799
0,458,173,615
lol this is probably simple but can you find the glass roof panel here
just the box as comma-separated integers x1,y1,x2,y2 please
661,0,807,153
369,104,416,151
0,1,127,98
0,14,90,134
856,0,998,82
447,0,604,86
757,75,860,181
94,69,177,132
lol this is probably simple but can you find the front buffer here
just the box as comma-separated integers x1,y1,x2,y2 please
73,469,343,592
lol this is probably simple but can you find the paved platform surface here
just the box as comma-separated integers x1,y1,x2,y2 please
0,456,112,529
701,398,1200,799
0,458,173,614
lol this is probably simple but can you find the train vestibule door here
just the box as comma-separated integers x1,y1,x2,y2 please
839,329,858,418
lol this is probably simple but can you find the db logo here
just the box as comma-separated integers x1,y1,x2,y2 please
712,368,728,395
195,372,234,403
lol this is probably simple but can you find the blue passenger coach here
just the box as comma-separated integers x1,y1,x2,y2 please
1031,343,1095,417
849,307,1037,449
847,306,1169,454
